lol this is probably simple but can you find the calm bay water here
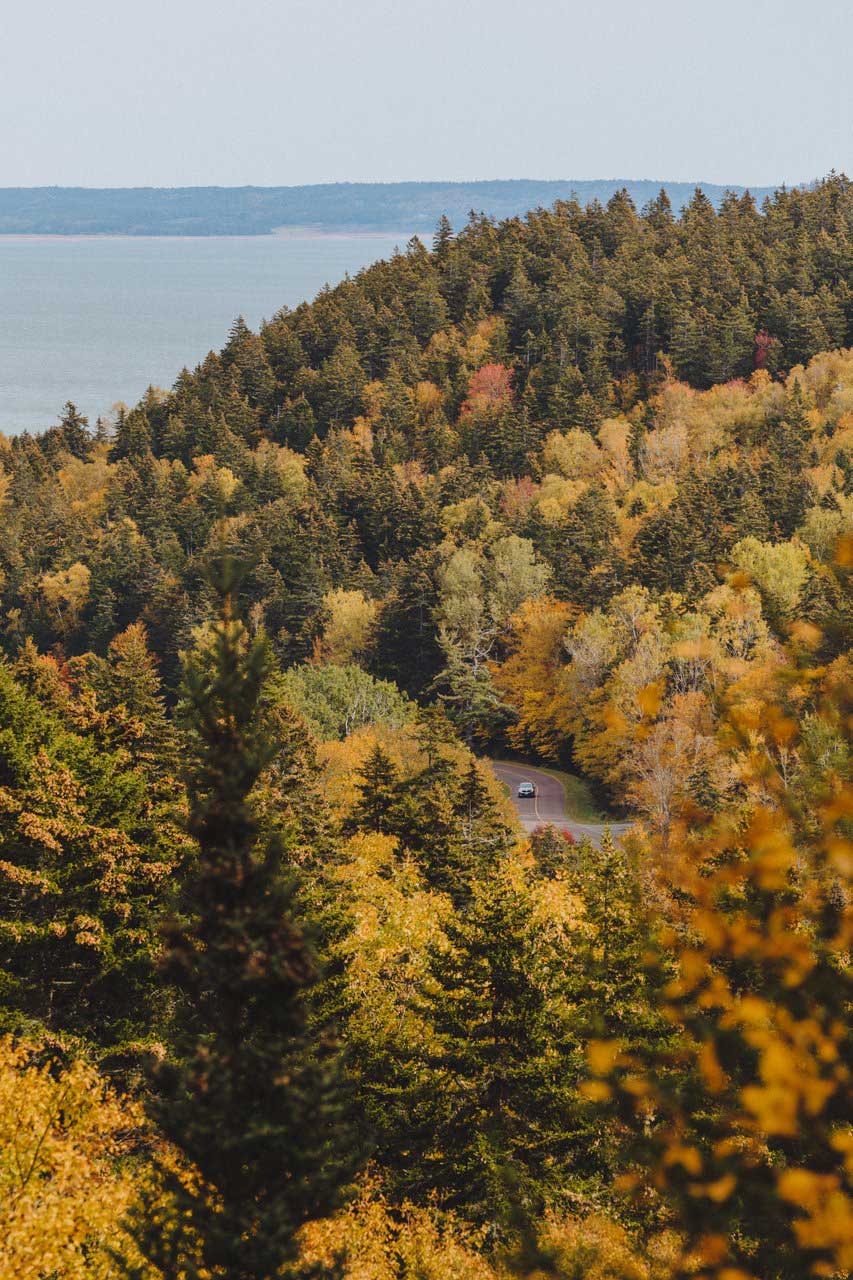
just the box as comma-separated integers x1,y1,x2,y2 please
0,232,411,433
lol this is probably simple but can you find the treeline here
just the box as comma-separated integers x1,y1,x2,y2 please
0,178,850,1279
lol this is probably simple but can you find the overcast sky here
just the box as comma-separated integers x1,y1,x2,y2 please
2,0,850,188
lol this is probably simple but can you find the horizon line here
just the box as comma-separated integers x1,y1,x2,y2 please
0,175,824,193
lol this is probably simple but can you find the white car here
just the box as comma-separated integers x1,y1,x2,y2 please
517,781,536,799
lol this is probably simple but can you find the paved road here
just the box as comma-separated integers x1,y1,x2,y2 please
488,759,631,849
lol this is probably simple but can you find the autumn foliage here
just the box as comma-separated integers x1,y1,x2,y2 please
0,183,852,1277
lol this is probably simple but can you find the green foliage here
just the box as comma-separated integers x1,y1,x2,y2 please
276,662,415,740
131,563,356,1279
0,182,851,1278
374,862,577,1233
0,649,183,1063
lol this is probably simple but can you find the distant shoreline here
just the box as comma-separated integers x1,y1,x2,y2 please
0,228,418,242
0,177,793,237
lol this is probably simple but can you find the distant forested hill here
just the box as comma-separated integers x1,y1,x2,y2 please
0,178,787,235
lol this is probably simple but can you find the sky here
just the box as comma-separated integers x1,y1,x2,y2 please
2,0,850,189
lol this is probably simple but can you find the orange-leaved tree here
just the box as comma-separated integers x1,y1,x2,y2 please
491,596,575,760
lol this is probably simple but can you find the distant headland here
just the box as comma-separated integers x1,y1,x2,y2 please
0,178,793,236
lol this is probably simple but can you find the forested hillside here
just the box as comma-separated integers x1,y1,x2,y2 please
0,176,850,1279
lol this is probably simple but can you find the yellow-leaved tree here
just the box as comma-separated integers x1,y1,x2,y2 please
314,588,381,666
491,596,575,759
587,604,852,1278
0,1038,150,1280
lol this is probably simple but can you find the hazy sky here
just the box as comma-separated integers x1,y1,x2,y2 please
3,0,850,188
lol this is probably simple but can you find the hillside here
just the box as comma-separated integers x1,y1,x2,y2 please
3,171,850,772
0,176,786,235
0,173,850,1280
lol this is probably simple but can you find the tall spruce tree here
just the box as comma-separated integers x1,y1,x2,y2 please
0,656,182,1062
380,862,583,1237
130,561,354,1280
346,743,401,836
58,400,93,459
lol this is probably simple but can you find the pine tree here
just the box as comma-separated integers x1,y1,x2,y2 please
382,863,584,1234
346,743,401,835
221,316,276,414
58,401,92,459
108,406,153,462
131,561,354,1280
433,214,454,259
627,411,648,477
775,380,811,468
0,658,182,1062
448,758,515,889
82,622,176,772
573,388,603,434
414,702,457,768
433,637,507,746
410,276,449,343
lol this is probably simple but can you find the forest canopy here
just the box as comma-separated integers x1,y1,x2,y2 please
0,175,850,1280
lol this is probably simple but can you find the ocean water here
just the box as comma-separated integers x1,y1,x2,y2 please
0,232,412,433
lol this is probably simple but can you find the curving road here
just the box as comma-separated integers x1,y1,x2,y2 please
488,759,631,849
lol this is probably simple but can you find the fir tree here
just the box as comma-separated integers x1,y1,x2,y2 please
131,561,354,1280
346,743,401,835
433,213,454,259
563,831,657,1040
58,401,92,460
0,658,182,1063
627,411,648,476
82,621,176,772
108,406,153,462
382,863,584,1235
449,758,515,887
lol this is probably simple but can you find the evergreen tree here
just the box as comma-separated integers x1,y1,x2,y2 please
433,636,507,744
563,831,662,1047
0,658,182,1062
433,213,454,259
627,411,648,476
381,863,585,1235
446,757,515,891
80,621,176,772
221,316,277,415
108,406,153,462
346,743,401,835
58,401,93,459
131,562,354,1280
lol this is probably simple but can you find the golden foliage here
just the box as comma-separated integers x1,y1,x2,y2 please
0,1038,148,1280
589,638,853,1279
491,596,575,759
295,1187,678,1280
535,1211,679,1280
333,832,451,1049
315,588,380,666
40,562,91,631
295,1182,494,1280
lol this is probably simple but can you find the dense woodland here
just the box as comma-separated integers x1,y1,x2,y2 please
0,176,850,1279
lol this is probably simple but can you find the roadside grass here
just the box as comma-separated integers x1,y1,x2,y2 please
489,757,612,824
